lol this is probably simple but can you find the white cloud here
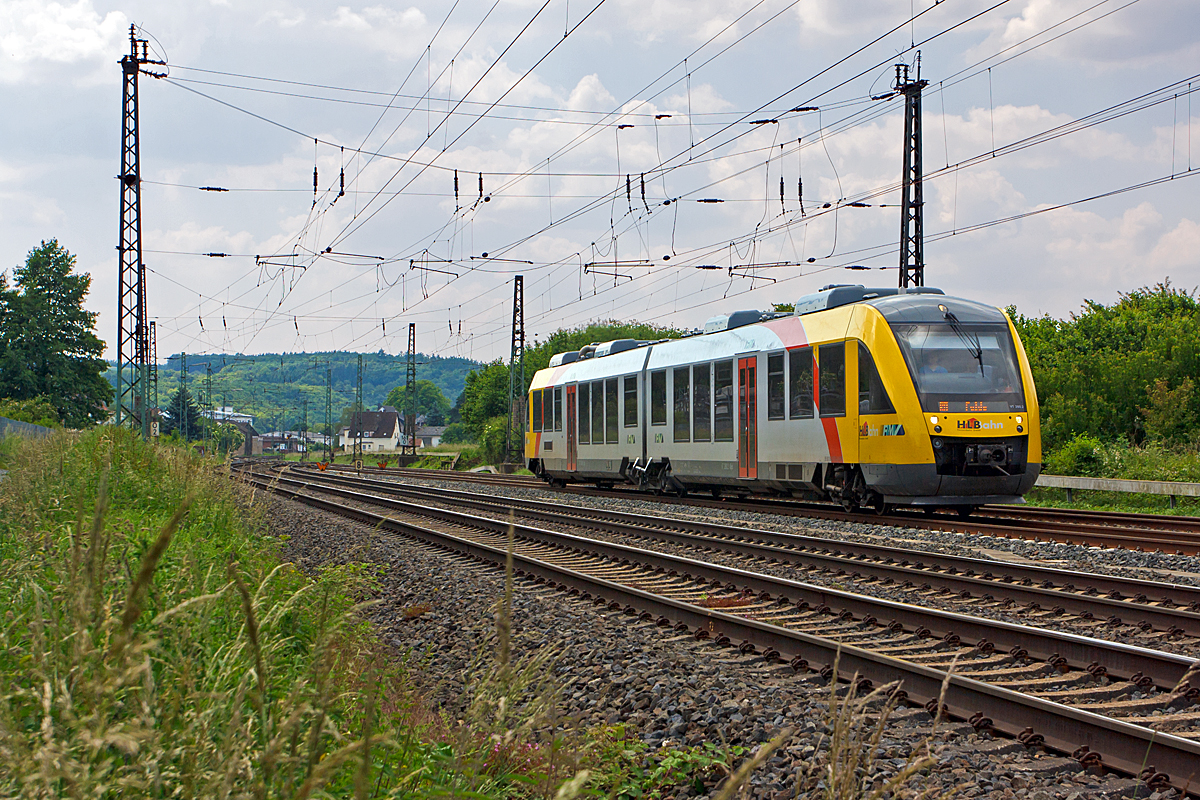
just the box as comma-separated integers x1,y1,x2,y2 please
0,0,128,84
989,0,1200,68
1148,218,1200,272
329,5,425,33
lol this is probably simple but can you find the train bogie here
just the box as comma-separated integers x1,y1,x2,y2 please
525,285,1041,510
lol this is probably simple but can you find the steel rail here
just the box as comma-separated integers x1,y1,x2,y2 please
284,469,1200,639
248,472,1200,793
256,471,1198,691
318,464,1200,553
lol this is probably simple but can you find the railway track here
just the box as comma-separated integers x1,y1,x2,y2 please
277,468,1200,643
320,464,1200,554
245,466,1200,793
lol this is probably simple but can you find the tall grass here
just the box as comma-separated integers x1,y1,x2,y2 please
0,428,542,798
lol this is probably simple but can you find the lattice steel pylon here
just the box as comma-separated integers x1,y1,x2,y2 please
353,354,364,470
325,366,333,463
896,58,929,290
402,323,417,457
116,25,164,437
504,276,526,466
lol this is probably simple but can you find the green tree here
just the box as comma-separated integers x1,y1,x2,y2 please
0,396,60,428
338,402,365,429
161,385,202,440
458,361,510,439
0,240,111,426
1010,281,1200,450
384,379,450,425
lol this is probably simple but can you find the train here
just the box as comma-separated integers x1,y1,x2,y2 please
524,284,1041,515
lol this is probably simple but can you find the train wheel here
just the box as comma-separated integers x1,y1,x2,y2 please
840,497,858,513
870,495,889,516
711,488,722,499
956,505,976,519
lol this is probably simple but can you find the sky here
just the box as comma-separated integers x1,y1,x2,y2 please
2,0,1199,365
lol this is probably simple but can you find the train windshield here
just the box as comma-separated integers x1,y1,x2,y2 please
891,323,1026,413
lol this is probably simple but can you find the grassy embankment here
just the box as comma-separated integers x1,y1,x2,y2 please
0,427,590,797
5,429,912,798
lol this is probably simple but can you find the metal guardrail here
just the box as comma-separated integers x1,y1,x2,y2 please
1036,474,1200,508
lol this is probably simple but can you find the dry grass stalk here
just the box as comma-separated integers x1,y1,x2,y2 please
795,650,957,800
712,727,796,800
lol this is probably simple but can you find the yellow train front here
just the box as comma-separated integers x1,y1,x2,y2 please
525,285,1041,514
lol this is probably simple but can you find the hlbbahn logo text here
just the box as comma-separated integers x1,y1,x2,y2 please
957,418,1003,430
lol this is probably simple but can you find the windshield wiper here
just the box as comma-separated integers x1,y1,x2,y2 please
944,310,984,375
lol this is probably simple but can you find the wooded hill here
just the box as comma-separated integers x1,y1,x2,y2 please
103,350,482,432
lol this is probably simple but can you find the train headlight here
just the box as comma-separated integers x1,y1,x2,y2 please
929,416,938,425
1015,415,1023,425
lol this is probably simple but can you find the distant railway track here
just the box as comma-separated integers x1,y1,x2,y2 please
312,464,1200,554
244,466,1200,793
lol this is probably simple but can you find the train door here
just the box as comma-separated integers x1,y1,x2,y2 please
566,384,578,472
738,356,758,479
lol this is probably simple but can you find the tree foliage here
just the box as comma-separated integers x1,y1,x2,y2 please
105,350,481,434
384,379,450,425
0,240,111,427
0,396,60,428
161,385,203,441
1011,281,1200,449
457,361,511,440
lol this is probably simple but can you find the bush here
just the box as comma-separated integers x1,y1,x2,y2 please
441,421,476,444
1045,433,1107,476
481,415,510,465
0,396,59,428
453,446,485,470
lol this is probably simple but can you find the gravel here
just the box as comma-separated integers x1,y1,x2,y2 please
265,489,1178,800
322,474,1200,656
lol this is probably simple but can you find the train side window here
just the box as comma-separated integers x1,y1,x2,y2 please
532,390,542,432
651,370,667,425
623,375,638,427
789,348,814,419
819,342,846,418
714,360,734,442
578,383,590,444
767,352,785,420
592,381,605,445
858,343,895,414
693,363,711,442
605,378,619,443
554,386,563,431
673,367,691,442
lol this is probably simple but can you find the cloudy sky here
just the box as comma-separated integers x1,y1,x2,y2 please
3,0,1198,364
